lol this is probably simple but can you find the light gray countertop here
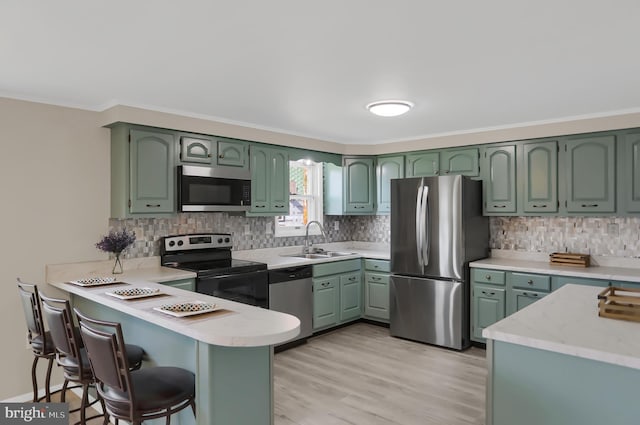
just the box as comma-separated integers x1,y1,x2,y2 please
484,284,640,369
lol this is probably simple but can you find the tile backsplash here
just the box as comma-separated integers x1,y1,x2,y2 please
111,214,640,259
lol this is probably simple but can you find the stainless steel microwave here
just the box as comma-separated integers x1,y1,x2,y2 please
178,165,251,212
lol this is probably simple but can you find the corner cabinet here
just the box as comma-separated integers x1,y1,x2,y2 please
111,125,176,218
249,145,289,215
343,156,376,214
376,156,404,214
562,134,616,213
482,145,517,214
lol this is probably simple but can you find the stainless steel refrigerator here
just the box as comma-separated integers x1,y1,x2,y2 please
390,175,488,350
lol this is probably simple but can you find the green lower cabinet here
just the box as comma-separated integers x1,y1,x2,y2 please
472,285,506,342
160,278,196,291
364,272,390,321
313,276,340,330
339,272,362,323
508,289,547,316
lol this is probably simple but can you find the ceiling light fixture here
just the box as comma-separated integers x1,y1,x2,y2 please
366,100,414,117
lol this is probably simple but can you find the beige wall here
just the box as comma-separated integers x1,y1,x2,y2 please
0,98,110,399
2,96,638,399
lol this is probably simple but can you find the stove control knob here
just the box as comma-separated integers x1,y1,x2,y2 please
217,238,223,243
177,240,184,246
224,237,230,243
168,241,175,247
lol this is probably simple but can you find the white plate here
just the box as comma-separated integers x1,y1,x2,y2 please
105,287,162,300
153,301,218,317
68,277,121,287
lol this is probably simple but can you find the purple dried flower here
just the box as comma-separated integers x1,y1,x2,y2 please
96,229,136,254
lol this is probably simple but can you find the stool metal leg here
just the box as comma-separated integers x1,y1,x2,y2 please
30,355,39,402
44,356,54,402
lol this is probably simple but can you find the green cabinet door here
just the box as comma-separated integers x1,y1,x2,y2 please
523,140,558,213
179,135,214,164
482,145,517,213
563,135,616,213
405,152,439,177
323,163,343,215
268,149,289,213
472,285,506,341
364,272,389,321
249,145,289,215
441,148,479,177
339,272,362,323
621,130,640,212
508,289,547,315
343,157,375,214
129,129,175,214
217,138,248,168
313,276,340,330
376,155,404,214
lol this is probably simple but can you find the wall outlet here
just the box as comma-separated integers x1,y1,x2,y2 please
265,221,273,235
244,224,251,235
334,221,339,231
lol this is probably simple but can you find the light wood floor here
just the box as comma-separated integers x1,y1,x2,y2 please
273,322,487,425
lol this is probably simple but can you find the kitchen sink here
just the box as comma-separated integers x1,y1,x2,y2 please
282,251,357,259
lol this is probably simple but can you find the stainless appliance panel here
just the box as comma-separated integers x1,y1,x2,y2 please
390,177,424,277
390,275,466,350
269,267,313,349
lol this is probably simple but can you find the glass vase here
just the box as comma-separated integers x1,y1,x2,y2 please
112,252,124,274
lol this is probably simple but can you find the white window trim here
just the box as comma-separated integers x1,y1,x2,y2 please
275,161,324,238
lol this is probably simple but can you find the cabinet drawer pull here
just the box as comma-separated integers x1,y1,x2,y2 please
485,275,491,280
493,205,507,208
581,204,598,207
255,205,266,208
219,154,224,158
532,204,547,208
371,276,381,281
208,153,213,158
146,204,161,208
349,277,357,281
522,292,538,298
481,290,495,296
527,280,534,285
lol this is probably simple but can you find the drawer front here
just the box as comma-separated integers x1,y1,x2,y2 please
364,259,390,272
313,277,337,290
511,272,551,291
313,259,361,277
365,272,390,285
473,268,506,286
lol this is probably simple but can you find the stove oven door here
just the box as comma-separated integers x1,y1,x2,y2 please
196,269,268,308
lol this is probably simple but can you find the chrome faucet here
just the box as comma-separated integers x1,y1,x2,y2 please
304,220,328,254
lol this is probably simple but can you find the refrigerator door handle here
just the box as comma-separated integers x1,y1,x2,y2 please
415,184,425,269
422,186,430,266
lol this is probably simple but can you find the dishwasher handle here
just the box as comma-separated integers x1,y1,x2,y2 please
268,266,313,284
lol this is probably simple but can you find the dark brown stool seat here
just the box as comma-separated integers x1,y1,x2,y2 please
17,279,56,402
74,309,196,425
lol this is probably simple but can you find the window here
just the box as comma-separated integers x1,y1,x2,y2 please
275,159,323,237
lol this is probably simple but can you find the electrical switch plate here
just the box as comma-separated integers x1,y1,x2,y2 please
266,221,273,235
334,221,339,231
244,224,251,235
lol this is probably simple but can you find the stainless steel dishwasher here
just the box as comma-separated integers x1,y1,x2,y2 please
269,266,313,350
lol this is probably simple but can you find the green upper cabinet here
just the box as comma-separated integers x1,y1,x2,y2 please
216,138,249,168
110,125,176,218
405,152,439,177
376,155,404,214
323,163,343,215
343,156,376,214
522,140,558,213
620,130,640,212
440,148,479,177
249,145,289,215
179,134,214,164
562,134,616,213
482,145,517,214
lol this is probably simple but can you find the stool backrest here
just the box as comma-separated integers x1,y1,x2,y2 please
74,309,133,399
40,294,83,363
17,279,48,353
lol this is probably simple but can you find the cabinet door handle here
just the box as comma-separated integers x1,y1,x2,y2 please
527,280,534,285
581,204,598,207
349,276,357,281
146,204,161,208
485,275,491,280
522,292,539,298
208,153,213,158
254,205,266,208
481,290,495,296
493,205,507,208
532,204,547,208
371,276,381,281
219,154,224,158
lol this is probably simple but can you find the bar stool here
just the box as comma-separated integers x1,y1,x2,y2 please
40,294,144,424
17,279,56,402
74,308,196,425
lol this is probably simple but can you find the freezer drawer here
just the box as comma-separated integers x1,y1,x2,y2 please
390,275,469,350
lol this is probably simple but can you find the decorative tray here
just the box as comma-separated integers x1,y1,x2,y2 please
106,287,162,300
598,286,640,322
68,277,124,287
153,301,219,317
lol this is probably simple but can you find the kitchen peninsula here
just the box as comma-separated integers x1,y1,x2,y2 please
483,284,640,425
46,262,300,425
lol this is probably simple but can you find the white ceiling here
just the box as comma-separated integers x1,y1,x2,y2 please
2,1,640,145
